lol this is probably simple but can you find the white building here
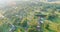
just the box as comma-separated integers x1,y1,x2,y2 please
0,13,4,18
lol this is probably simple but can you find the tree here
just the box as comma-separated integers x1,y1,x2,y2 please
20,18,27,27
28,28,38,32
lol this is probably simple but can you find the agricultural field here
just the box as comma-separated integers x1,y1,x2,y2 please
0,0,60,32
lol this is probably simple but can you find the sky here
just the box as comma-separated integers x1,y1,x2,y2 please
0,0,60,7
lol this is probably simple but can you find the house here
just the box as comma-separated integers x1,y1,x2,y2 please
0,13,4,18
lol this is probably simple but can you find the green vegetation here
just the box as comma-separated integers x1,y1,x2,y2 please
0,1,60,32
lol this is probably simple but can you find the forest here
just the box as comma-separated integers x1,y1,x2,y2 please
0,0,60,32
